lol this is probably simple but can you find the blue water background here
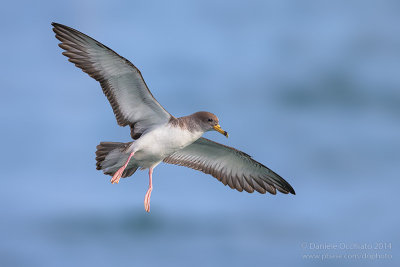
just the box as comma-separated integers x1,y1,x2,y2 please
1,1,399,266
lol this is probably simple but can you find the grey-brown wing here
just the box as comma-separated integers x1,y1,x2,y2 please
52,23,172,138
164,138,295,195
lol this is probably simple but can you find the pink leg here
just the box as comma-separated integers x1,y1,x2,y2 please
144,168,153,212
111,152,135,184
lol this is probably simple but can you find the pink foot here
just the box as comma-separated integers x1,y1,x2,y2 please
111,152,135,184
144,168,153,212
111,168,123,184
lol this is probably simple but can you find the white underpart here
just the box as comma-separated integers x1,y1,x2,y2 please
128,124,204,169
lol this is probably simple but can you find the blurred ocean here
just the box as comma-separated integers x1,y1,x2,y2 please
0,0,399,266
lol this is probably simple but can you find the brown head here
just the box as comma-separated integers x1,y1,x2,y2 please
191,111,228,137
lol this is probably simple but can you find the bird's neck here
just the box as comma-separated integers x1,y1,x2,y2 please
169,116,204,134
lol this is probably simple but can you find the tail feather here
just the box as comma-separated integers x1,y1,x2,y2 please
95,142,127,170
95,141,139,178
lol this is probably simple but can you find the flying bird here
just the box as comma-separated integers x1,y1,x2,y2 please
52,22,295,212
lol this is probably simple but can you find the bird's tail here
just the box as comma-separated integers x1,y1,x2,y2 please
95,141,139,178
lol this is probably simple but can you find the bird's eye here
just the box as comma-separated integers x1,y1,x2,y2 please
208,118,213,122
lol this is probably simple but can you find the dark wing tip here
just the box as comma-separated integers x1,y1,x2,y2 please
275,179,295,195
290,187,296,195
51,22,67,31
259,164,296,195
280,187,296,195
276,179,296,195
51,22,69,29
281,179,296,195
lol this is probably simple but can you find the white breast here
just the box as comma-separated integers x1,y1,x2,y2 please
129,124,203,168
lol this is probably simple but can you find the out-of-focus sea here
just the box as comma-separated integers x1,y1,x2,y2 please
0,1,399,266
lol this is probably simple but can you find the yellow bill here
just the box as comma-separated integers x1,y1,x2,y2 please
213,124,229,137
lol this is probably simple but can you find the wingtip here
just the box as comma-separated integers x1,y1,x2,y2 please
51,22,63,33
51,22,68,30
276,179,296,195
278,184,296,195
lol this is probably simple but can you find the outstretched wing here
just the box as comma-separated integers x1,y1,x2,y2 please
52,23,172,138
164,138,295,195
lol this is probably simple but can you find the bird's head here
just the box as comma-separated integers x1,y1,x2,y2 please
192,111,228,137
